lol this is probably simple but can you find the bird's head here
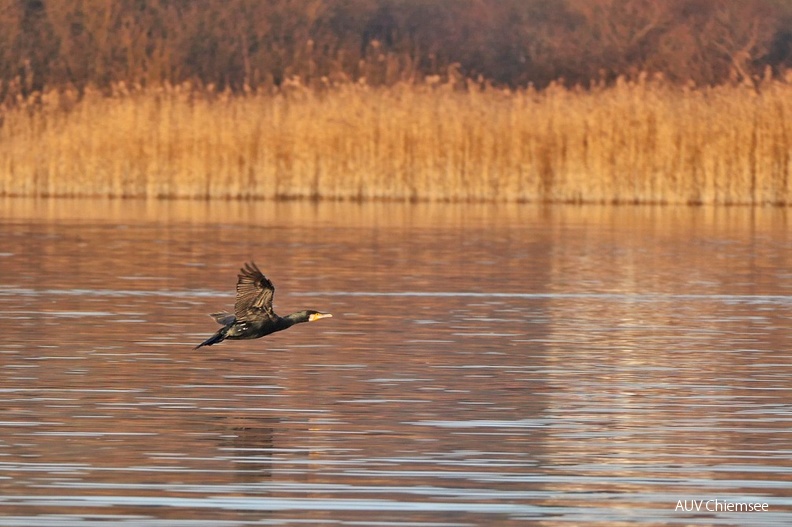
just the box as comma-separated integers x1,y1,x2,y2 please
284,310,333,325
306,310,333,322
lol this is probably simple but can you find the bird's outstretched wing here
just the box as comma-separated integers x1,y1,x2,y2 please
209,311,236,325
234,262,277,322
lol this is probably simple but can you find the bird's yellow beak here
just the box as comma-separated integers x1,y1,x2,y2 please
309,312,333,322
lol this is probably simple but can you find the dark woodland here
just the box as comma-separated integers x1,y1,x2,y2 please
2,0,791,101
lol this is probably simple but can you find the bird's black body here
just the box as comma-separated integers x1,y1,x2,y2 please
194,262,331,350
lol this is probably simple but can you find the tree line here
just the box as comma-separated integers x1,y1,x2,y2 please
2,0,791,99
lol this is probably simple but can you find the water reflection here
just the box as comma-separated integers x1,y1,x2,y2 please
0,198,791,526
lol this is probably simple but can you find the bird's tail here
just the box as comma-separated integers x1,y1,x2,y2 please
194,326,228,350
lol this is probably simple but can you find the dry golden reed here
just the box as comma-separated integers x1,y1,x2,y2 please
1,78,791,204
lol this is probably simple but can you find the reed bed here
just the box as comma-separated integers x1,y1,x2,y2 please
1,78,791,204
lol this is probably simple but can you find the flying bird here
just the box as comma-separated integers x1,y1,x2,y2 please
194,262,332,350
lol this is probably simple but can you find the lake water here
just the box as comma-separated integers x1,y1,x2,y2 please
1,198,791,526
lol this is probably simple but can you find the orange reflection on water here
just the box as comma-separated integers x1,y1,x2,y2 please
0,198,790,525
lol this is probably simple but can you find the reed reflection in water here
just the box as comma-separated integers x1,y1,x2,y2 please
0,198,791,526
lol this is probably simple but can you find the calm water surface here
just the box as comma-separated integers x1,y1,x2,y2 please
1,198,791,526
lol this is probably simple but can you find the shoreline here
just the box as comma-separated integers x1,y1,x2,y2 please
1,80,791,205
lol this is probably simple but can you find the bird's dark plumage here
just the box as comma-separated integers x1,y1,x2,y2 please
235,262,277,322
194,262,332,350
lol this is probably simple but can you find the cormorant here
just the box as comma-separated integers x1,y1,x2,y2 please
194,262,332,350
